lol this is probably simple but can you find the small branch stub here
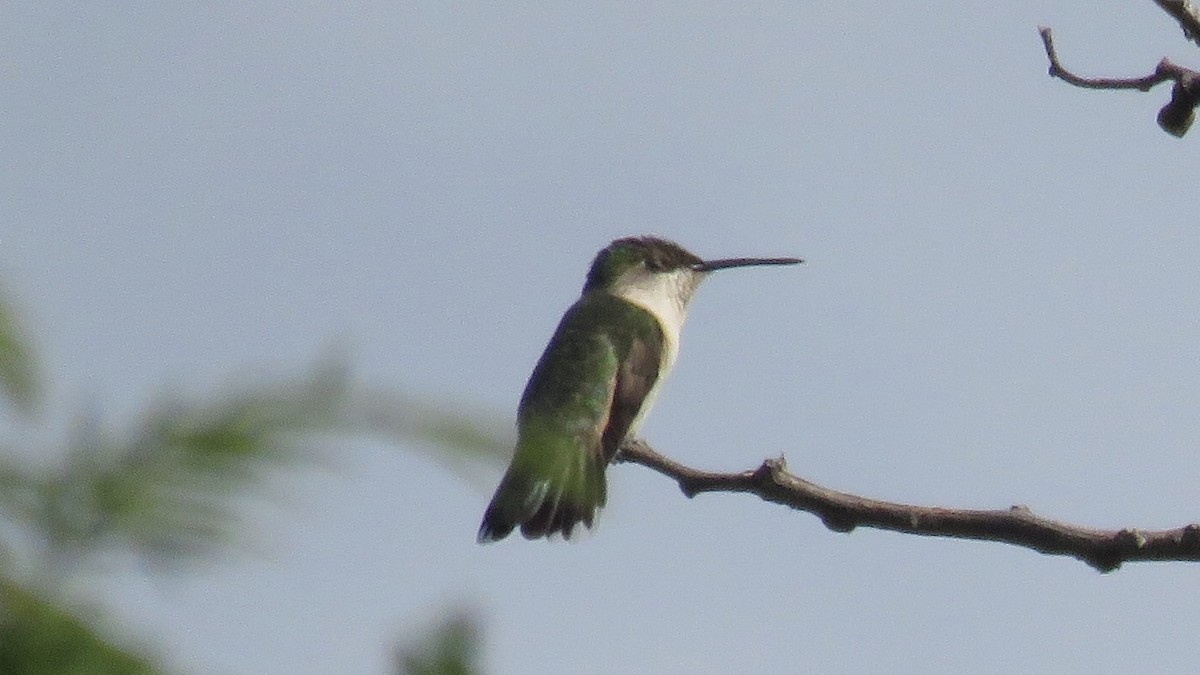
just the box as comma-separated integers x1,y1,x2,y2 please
1159,77,1200,136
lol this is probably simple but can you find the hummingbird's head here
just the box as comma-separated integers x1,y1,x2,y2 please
584,236,703,295
583,235,802,308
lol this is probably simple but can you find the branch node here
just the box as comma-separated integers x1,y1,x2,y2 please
1009,504,1033,516
1180,523,1200,547
1087,553,1122,574
821,510,858,533
757,457,786,482
677,479,700,499
1117,528,1149,550
1158,79,1199,136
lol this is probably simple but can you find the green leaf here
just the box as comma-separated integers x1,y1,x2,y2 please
0,580,162,675
397,611,481,675
0,287,39,416
26,360,358,565
357,390,511,466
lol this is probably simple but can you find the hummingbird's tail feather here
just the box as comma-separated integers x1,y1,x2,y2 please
477,430,607,543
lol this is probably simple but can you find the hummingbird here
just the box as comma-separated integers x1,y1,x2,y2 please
477,236,801,542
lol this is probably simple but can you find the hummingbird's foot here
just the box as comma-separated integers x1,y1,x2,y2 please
614,436,649,463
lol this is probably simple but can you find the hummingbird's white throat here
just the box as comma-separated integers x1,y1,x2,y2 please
606,266,703,437
608,267,703,376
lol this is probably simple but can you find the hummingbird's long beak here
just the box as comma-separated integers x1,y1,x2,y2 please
692,256,803,272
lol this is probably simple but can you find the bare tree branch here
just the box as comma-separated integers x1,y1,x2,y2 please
1037,26,1200,136
1154,0,1200,47
1038,26,1175,91
617,438,1200,573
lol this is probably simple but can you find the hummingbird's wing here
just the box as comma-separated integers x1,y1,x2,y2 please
477,294,662,542
600,332,659,461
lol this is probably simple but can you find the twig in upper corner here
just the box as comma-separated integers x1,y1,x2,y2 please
1037,26,1200,136
1038,26,1173,91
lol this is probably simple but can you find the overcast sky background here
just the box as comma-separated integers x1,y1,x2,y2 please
4,2,1200,673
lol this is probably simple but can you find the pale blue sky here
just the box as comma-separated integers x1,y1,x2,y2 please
4,3,1200,673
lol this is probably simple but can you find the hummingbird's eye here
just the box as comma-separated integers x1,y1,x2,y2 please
645,257,666,272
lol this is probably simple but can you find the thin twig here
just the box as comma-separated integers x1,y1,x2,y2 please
1038,25,1200,135
1038,26,1174,91
618,438,1200,573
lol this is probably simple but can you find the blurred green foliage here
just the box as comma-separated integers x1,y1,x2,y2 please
0,582,158,675
0,287,39,416
0,285,504,673
397,612,481,675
